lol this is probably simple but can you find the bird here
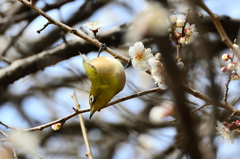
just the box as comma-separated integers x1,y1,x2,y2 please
81,54,126,119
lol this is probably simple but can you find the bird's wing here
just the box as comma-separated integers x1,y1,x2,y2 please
80,54,97,81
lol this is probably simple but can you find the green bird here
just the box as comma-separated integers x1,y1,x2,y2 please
81,54,126,118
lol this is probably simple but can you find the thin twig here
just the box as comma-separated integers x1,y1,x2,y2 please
72,92,93,159
17,0,129,62
0,87,165,131
176,44,181,62
224,74,232,103
196,0,240,59
184,85,240,115
37,21,51,34
1,22,30,57
191,103,209,113
169,103,209,123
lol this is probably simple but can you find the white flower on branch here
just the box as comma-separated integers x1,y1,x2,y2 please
171,14,198,45
83,20,103,31
129,41,153,71
184,23,199,44
149,53,167,89
216,121,239,144
170,14,185,27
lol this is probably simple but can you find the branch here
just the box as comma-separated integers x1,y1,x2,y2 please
0,26,128,87
0,87,164,131
72,92,93,159
17,0,129,62
184,85,240,115
196,0,240,59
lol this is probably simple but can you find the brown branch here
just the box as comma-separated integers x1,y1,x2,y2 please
184,85,240,115
0,26,128,87
37,21,51,34
224,74,232,103
17,0,129,62
196,0,240,59
169,103,210,123
105,87,165,108
0,87,164,131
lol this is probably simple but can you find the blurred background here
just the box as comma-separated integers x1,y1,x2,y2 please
0,0,240,158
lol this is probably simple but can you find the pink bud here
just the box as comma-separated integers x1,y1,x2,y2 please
227,62,236,71
174,32,181,38
222,53,231,61
221,67,228,73
236,120,240,125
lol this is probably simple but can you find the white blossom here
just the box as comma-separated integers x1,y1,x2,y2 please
170,14,185,25
184,22,199,44
129,42,153,71
148,53,167,89
83,20,103,31
216,121,238,144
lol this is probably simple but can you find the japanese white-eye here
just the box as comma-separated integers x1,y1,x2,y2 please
81,54,126,118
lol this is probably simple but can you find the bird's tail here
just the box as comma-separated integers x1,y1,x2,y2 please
79,52,90,63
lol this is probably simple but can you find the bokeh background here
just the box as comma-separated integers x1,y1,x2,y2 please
0,0,240,158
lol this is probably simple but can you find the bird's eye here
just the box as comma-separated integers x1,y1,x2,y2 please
89,95,94,103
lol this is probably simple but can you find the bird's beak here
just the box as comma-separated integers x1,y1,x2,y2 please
89,108,95,119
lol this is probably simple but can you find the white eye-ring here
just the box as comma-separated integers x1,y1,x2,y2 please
89,95,94,103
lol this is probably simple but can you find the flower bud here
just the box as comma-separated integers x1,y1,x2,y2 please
155,53,162,61
222,53,231,61
176,19,185,28
174,32,181,38
231,73,239,81
179,37,186,44
52,123,62,131
177,62,184,70
227,62,236,71
221,67,228,73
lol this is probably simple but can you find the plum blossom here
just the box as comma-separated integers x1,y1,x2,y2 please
216,121,239,144
129,42,153,71
170,14,185,27
148,53,167,89
83,20,103,31
171,14,198,44
184,22,199,44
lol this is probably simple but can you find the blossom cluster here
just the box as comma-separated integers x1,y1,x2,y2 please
170,14,199,44
216,120,240,144
221,44,240,80
129,42,168,89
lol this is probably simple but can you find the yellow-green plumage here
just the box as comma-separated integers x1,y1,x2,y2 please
81,54,126,118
